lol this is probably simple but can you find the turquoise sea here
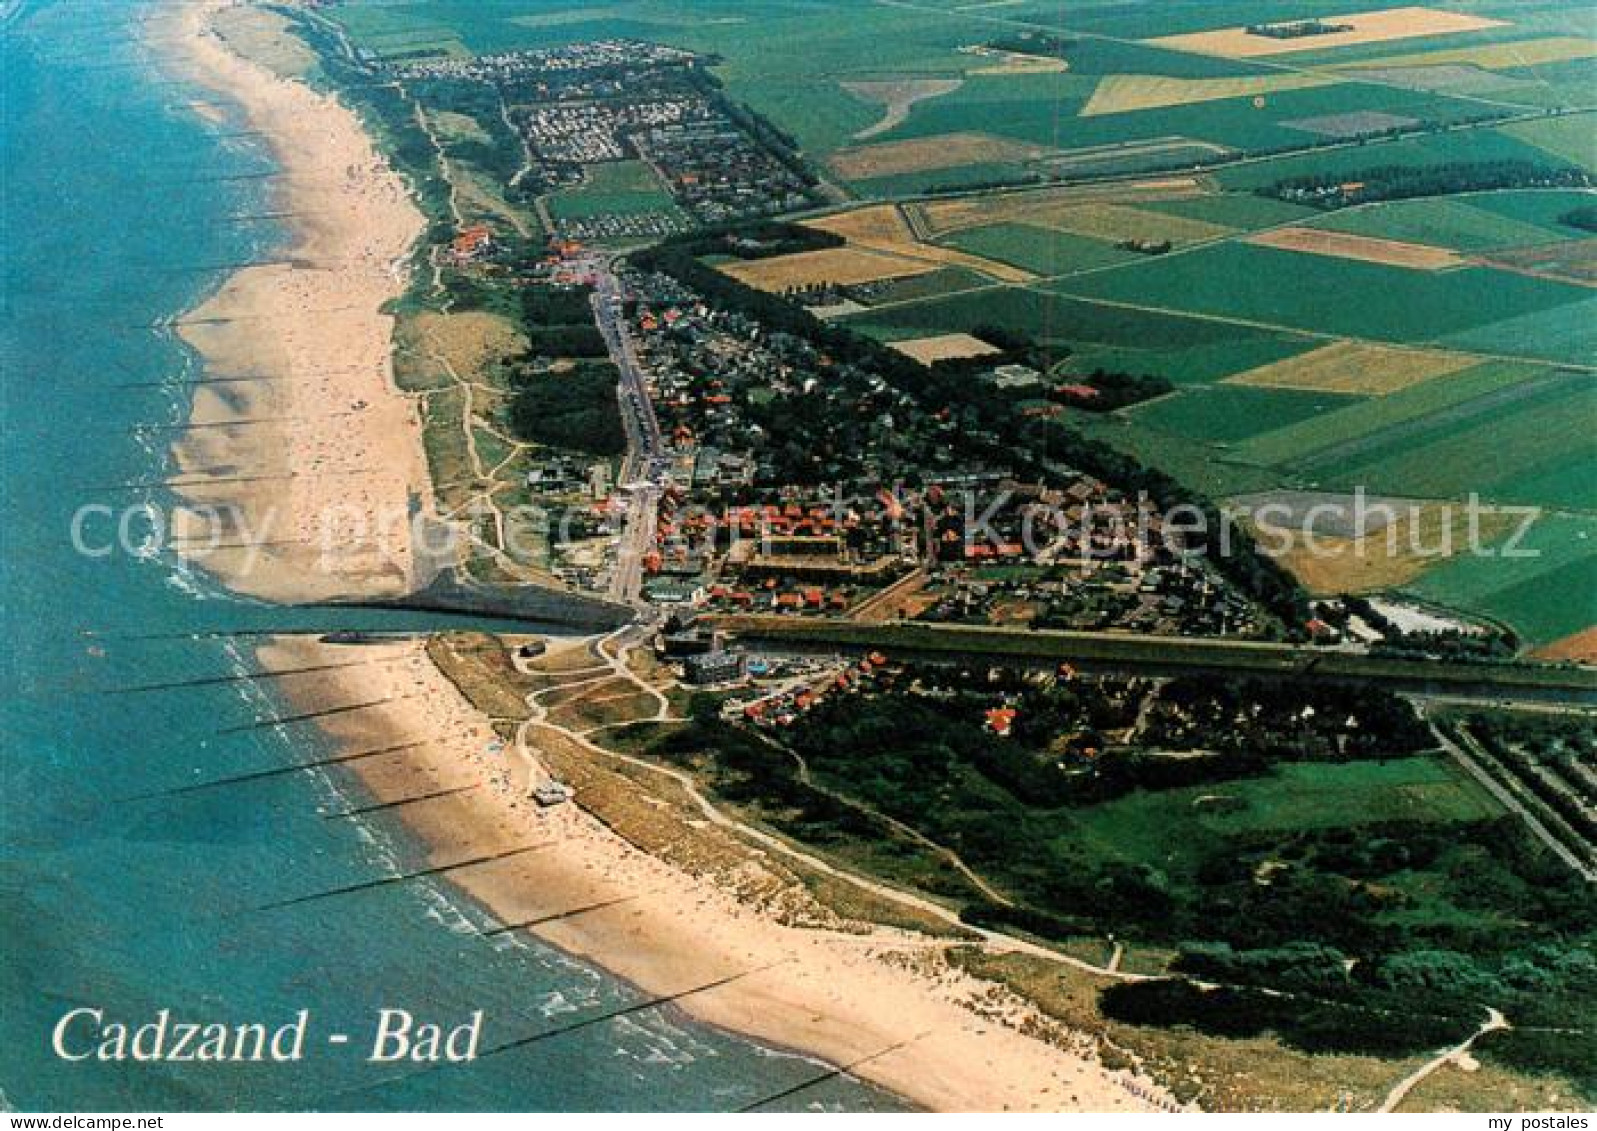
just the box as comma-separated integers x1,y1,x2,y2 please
0,0,897,1111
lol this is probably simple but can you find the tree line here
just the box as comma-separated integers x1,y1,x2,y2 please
1264,159,1593,208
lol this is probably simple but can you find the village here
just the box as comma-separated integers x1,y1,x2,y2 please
376,38,699,83
435,231,1274,699
365,23,1530,730
195,9,1597,1114
615,261,1263,639
377,38,818,237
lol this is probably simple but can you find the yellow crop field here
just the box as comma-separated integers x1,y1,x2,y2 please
888,333,1005,363
1225,340,1479,395
805,205,1037,283
1532,626,1597,663
1257,505,1520,595
1146,7,1506,58
1247,226,1468,270
1027,201,1233,245
1082,73,1337,116
718,247,936,291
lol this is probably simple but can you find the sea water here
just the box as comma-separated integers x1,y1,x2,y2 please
0,0,900,1111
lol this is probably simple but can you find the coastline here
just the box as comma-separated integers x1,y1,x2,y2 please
257,633,1165,1112
159,0,430,606
160,2,1166,1111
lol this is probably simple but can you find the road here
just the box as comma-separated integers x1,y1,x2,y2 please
590,261,665,606
709,615,1597,706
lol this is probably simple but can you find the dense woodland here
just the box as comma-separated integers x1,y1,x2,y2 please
501,283,626,455
634,671,1597,1084
509,359,625,457
1265,159,1593,208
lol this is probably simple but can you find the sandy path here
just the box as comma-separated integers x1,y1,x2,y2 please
1380,1008,1508,1112
158,0,431,604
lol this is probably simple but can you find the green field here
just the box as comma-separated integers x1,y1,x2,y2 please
1065,344,1594,644
1441,293,1597,365
1235,359,1548,467
1138,193,1317,230
1492,456,1597,513
1066,757,1501,877
1217,358,1597,511
1304,192,1580,251
329,0,774,56
846,284,1285,349
323,4,470,60
1125,384,1362,444
1214,127,1563,191
850,162,1041,199
545,161,682,220
844,279,1324,385
1500,114,1597,172
1496,58,1597,114
999,0,1430,41
1049,243,1593,353
941,222,1140,275
1468,187,1597,233
1058,335,1317,386
1316,374,1597,507
1178,352,1597,643
674,4,999,157
890,75,1487,159
859,265,990,305
1067,411,1284,498
1405,512,1597,644
1283,25,1584,68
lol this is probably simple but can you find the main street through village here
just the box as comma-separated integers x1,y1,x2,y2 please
592,260,665,609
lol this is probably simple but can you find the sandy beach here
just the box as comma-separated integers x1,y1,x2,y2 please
256,633,1170,1112
160,0,430,604
163,2,1169,1111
